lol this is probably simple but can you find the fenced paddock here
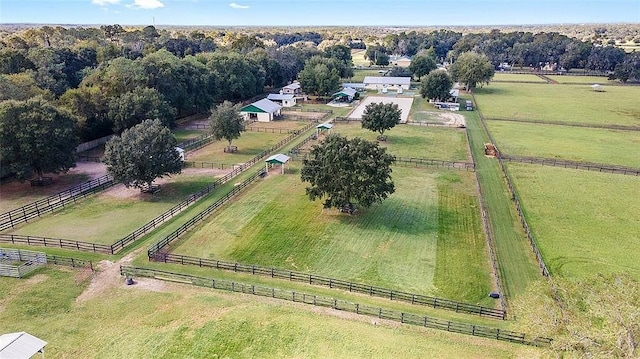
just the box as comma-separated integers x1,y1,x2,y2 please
120,266,550,346
0,248,46,278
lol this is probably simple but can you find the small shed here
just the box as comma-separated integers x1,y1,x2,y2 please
590,84,604,92
265,154,290,174
341,82,365,91
280,82,302,95
332,87,357,102
0,332,47,359
240,99,282,122
267,93,296,107
449,89,459,102
316,122,333,135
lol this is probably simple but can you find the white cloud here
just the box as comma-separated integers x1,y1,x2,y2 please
92,0,121,6
229,2,250,9
129,0,165,9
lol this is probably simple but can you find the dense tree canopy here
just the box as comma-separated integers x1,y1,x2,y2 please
301,134,395,214
299,56,341,96
408,54,437,79
0,97,78,181
108,87,176,133
209,101,245,150
450,52,495,90
103,119,182,191
420,70,453,102
361,102,401,140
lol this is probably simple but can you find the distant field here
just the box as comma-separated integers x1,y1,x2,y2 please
349,69,385,82
486,120,640,168
334,122,470,162
474,82,640,127
186,130,292,163
546,75,619,84
507,163,640,279
7,172,214,244
492,73,547,83
0,267,541,358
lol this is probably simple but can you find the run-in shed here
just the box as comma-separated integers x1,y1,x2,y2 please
0,332,47,359
265,154,290,174
316,122,333,135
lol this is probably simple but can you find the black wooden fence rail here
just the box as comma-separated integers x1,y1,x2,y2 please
0,234,113,254
485,117,640,132
245,127,300,134
46,254,94,270
178,133,216,152
472,93,550,277
393,157,475,171
120,265,551,346
500,155,640,176
152,253,506,319
0,175,115,232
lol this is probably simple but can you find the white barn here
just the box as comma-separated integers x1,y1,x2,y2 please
363,76,411,91
240,99,282,122
267,93,297,107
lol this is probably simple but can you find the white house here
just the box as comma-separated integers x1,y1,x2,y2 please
240,99,282,122
267,93,297,107
363,76,411,91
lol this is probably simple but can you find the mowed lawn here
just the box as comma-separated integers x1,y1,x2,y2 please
0,268,542,358
171,164,492,303
491,73,547,83
546,75,621,84
507,163,640,279
333,123,470,162
486,120,640,168
7,172,214,244
474,82,640,127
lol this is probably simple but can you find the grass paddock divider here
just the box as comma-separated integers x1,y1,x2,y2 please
500,155,640,176
485,117,640,132
120,265,551,346
152,252,506,320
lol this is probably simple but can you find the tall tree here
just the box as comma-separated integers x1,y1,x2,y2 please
108,87,176,133
298,57,340,96
420,70,453,102
449,51,495,90
209,101,245,151
103,119,182,192
408,54,437,79
361,102,401,140
0,97,78,181
301,134,395,214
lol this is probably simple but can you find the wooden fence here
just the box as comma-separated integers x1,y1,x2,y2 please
0,234,113,254
394,157,475,171
151,253,506,319
500,155,640,176
485,117,640,132
472,93,550,277
120,265,552,347
0,175,115,232
177,133,215,152
46,254,94,270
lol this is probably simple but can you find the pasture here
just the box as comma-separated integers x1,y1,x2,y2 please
169,162,492,304
491,73,547,83
485,120,640,168
474,82,640,127
546,75,621,84
334,122,470,162
506,163,640,279
0,267,542,358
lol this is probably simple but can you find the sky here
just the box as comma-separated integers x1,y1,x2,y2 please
1,0,639,26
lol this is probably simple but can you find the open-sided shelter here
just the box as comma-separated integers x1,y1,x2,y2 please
332,87,357,103
316,122,333,135
265,154,290,174
240,99,282,122
0,332,47,359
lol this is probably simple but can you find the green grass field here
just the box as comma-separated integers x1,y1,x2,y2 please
486,120,640,168
333,122,470,162
546,75,619,84
0,172,91,213
491,73,547,82
0,267,543,358
7,172,214,244
349,69,385,82
173,128,207,143
170,164,492,304
507,163,640,279
474,82,640,127
185,130,292,164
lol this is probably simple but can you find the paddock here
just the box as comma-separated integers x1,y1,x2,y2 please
348,96,414,123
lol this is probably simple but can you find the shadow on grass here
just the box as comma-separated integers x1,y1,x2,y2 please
337,197,438,236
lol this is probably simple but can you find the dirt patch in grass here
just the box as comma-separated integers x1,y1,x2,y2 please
76,249,140,303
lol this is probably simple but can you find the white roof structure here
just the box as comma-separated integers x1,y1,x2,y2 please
265,154,290,164
267,94,295,101
341,82,365,90
332,87,357,98
316,122,334,130
363,76,411,86
282,83,301,91
241,99,282,114
0,332,47,359
449,89,460,97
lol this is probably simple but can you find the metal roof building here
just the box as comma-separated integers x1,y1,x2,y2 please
0,332,47,359
363,76,411,90
240,99,282,122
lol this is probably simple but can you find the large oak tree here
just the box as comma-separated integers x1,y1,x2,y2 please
301,134,395,214
209,101,245,152
450,51,495,90
361,102,401,140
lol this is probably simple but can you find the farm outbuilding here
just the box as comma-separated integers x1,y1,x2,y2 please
267,93,296,107
316,122,333,135
240,99,282,122
265,153,290,174
280,82,302,95
363,76,411,91
0,332,47,359
332,87,357,102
